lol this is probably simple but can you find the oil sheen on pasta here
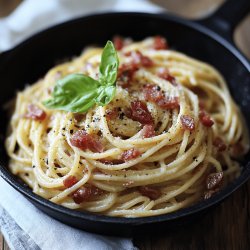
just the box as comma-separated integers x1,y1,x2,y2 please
5,37,249,217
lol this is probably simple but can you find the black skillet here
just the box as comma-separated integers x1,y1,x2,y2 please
0,0,249,237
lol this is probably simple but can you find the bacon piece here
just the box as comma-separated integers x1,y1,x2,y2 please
206,172,223,190
117,63,138,89
180,115,195,131
143,84,179,110
63,175,78,188
153,36,168,50
199,100,206,110
143,84,163,102
117,74,131,89
141,124,155,138
126,51,154,68
204,189,219,199
199,110,214,127
118,63,138,77
213,137,227,152
64,150,70,156
113,35,124,50
134,51,154,67
139,54,154,67
72,185,103,204
138,186,161,200
25,104,46,121
73,113,85,123
124,107,132,120
157,68,177,86
127,100,153,125
105,108,118,120
117,51,153,89
70,130,104,153
157,97,179,110
121,148,140,161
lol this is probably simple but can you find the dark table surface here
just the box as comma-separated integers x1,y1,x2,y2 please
134,180,250,249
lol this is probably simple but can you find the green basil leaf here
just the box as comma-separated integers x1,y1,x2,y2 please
43,41,119,113
95,85,116,106
99,40,119,86
43,74,100,113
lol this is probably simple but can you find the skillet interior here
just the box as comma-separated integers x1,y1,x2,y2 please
0,12,249,236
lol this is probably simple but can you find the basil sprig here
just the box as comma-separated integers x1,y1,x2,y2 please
43,41,119,113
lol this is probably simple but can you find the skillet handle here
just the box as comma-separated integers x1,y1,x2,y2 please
196,0,250,42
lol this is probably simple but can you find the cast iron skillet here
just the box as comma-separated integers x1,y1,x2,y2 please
0,0,249,236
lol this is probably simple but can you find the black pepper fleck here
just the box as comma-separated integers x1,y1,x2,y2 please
119,112,125,120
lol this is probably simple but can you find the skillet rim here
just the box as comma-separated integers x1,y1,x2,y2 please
0,11,249,226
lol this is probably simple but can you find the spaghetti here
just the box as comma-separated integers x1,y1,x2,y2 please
5,36,249,217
